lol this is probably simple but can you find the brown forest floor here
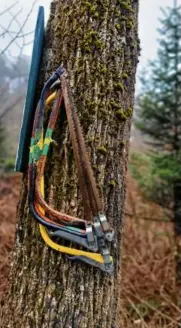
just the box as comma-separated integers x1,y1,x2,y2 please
0,173,180,327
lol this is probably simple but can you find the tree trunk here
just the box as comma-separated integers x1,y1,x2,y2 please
1,0,139,327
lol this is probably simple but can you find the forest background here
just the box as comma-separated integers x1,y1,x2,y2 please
0,0,181,327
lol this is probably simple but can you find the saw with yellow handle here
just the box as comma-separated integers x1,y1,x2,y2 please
16,59,114,273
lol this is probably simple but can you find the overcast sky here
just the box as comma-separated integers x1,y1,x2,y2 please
0,0,179,76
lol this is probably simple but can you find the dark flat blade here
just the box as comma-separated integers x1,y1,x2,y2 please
15,6,45,172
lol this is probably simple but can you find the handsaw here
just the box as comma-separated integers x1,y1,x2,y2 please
27,76,113,273
15,6,114,273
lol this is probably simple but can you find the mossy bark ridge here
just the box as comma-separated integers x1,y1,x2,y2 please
1,0,139,327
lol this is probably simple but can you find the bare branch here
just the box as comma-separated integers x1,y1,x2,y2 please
23,40,34,47
8,8,26,57
125,210,172,223
0,94,24,121
17,30,34,38
0,81,11,99
0,8,22,38
0,1,19,16
0,0,37,56
0,9,24,55
0,30,34,38
0,1,36,120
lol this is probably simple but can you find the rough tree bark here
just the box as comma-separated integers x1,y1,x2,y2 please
1,0,139,327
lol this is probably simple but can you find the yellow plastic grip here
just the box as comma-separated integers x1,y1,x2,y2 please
46,91,56,106
38,178,105,263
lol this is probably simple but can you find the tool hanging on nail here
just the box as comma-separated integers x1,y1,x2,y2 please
15,6,114,274
28,67,114,273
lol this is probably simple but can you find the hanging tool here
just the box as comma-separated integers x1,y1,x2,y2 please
15,6,114,274
27,67,114,273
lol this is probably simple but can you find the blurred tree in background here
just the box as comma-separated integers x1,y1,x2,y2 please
0,1,35,171
135,0,181,294
136,1,181,208
0,54,29,170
